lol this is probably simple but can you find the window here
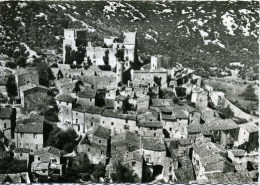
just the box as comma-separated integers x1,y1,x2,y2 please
33,134,37,139
38,157,40,161
90,98,92,102
150,128,153,130
20,153,22,157
115,146,117,149
99,140,101,144
76,113,78,115
169,167,172,171
111,122,114,126
132,162,136,166
169,128,172,131
154,133,156,137
146,158,150,163
125,119,128,123
101,151,104,155
20,143,22,146
169,175,173,181
76,119,78,123
20,133,23,138
67,102,68,105
103,121,105,124
66,109,69,114
91,122,93,127
92,117,94,119
128,143,131,147
88,148,90,152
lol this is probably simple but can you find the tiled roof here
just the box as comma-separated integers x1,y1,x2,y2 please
20,83,49,92
137,109,159,121
73,105,104,114
56,94,74,103
142,137,166,151
205,118,238,131
0,108,12,118
111,131,140,144
93,126,110,140
205,172,254,184
173,109,188,119
161,114,176,121
15,122,44,134
137,120,163,128
101,109,136,120
77,89,96,98
14,148,30,153
175,156,195,183
229,149,246,157
181,104,200,113
34,146,66,157
239,122,258,133
187,124,212,135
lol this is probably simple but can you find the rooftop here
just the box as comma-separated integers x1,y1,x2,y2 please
142,137,166,151
101,109,136,120
0,108,12,118
239,122,258,133
15,121,44,134
93,126,110,140
56,94,74,103
137,120,163,128
77,89,96,99
34,146,66,157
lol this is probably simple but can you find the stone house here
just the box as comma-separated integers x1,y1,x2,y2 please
72,105,86,134
165,138,193,158
122,150,143,182
19,83,49,109
163,156,178,183
114,95,127,111
137,120,164,138
78,126,110,165
181,104,201,125
0,107,15,140
141,137,166,166
76,88,97,106
15,121,44,151
80,75,116,90
192,138,226,180
111,131,141,158
100,109,137,135
15,67,39,93
205,118,238,145
55,78,75,95
128,95,150,111
235,122,258,151
13,148,30,161
131,69,168,88
60,68,83,79
31,146,66,176
84,106,104,131
56,94,75,124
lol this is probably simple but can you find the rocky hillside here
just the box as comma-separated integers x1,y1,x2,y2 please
0,1,258,79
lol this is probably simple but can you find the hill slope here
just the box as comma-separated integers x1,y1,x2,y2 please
0,1,258,78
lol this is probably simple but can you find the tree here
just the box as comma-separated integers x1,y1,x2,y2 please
6,74,17,97
243,84,257,101
111,162,139,183
15,55,26,67
5,61,16,69
45,128,78,153
37,62,50,86
103,49,109,65
219,105,234,119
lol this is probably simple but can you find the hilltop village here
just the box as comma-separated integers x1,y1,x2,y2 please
0,28,258,183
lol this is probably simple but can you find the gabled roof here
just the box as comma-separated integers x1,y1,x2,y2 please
0,108,12,118
73,105,104,114
137,120,163,128
77,89,96,99
205,118,238,131
142,137,166,151
239,122,258,133
93,126,110,140
161,114,176,121
101,109,136,120
20,83,49,92
123,150,142,162
15,122,43,134
56,94,74,103
34,146,66,157
111,131,140,144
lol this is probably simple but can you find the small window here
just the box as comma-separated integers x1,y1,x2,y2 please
33,134,37,139
132,161,136,166
169,167,172,171
128,143,131,147
125,119,128,123
38,157,40,161
169,128,172,131
103,121,105,124
169,175,173,181
154,133,156,137
91,122,93,127
20,143,22,146
20,133,23,138
76,113,78,115
99,140,101,144
4,123,6,129
67,102,68,105
76,119,78,123
88,148,90,152
90,98,92,102
20,153,22,157
115,146,117,149
92,117,94,119
111,122,114,126
101,151,104,155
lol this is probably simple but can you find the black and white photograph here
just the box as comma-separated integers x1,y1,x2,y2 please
0,0,259,183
